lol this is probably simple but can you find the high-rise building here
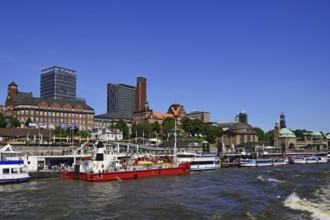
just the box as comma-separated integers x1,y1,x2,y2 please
40,66,76,100
107,83,136,116
136,77,147,111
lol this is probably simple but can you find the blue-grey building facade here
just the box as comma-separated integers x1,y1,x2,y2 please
40,66,76,100
107,83,136,116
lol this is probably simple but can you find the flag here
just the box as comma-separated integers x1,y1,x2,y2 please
49,124,55,130
60,124,67,130
70,124,76,130
39,123,46,129
29,123,36,128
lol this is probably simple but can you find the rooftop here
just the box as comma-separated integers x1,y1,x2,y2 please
41,66,76,74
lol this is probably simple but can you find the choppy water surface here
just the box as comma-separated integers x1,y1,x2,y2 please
1,163,330,220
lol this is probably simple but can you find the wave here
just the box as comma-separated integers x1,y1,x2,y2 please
256,176,265,182
256,176,285,183
268,178,285,183
284,192,330,220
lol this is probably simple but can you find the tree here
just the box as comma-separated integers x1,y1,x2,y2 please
203,125,222,144
12,118,21,128
115,119,129,139
191,119,203,136
25,117,32,128
181,117,193,134
293,129,309,139
0,113,6,128
151,121,161,137
254,127,265,142
264,130,275,146
162,117,175,139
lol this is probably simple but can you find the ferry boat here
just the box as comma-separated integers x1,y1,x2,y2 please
290,156,306,164
177,152,221,171
255,159,273,167
316,156,328,163
239,158,257,167
0,144,31,184
62,141,191,181
272,158,289,166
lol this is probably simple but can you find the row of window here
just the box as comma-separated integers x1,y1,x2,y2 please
17,110,93,118
18,117,94,125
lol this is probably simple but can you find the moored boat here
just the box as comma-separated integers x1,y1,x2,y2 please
0,144,31,184
290,156,306,164
305,155,319,164
272,158,289,166
239,158,256,167
255,159,273,167
177,152,221,171
62,142,191,181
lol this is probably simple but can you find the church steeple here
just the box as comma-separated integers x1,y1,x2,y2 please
280,111,286,129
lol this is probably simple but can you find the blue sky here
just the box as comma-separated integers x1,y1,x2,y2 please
0,0,329,133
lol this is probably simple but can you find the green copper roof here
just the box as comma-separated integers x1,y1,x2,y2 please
311,132,322,136
279,128,296,138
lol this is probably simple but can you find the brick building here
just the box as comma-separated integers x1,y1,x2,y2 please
4,82,94,130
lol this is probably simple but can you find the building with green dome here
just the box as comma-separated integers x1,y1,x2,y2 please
274,114,328,151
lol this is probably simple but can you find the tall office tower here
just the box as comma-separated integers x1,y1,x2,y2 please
135,77,147,111
107,83,136,116
280,111,286,129
40,66,76,100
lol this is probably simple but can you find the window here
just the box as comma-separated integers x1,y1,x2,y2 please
12,168,19,173
3,168,10,174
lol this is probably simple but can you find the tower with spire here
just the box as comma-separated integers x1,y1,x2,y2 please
280,111,286,129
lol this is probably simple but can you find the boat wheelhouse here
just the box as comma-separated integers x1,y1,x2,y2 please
0,144,31,184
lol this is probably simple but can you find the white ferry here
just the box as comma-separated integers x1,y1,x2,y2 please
0,144,31,184
177,152,221,171
239,158,257,167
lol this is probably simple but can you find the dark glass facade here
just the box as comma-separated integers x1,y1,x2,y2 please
40,66,76,100
107,83,136,116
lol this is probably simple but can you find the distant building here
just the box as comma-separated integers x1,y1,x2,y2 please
40,66,76,100
218,121,258,153
217,121,238,131
136,77,147,112
107,83,136,116
186,111,210,123
280,111,286,129
89,128,123,142
274,113,327,151
235,110,248,123
133,102,186,126
4,82,94,130
94,112,133,129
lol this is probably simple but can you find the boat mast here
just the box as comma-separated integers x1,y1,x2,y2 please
174,117,177,165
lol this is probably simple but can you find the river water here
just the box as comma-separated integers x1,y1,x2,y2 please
1,163,330,220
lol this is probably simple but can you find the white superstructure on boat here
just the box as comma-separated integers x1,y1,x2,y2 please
177,152,221,171
0,144,31,184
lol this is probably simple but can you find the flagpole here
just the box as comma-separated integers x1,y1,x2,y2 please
39,124,41,147
60,125,62,147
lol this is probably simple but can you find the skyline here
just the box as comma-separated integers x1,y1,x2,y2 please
0,0,329,133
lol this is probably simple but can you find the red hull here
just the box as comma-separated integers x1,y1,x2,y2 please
62,162,191,181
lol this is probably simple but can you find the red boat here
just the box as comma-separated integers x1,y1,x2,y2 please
62,142,191,181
